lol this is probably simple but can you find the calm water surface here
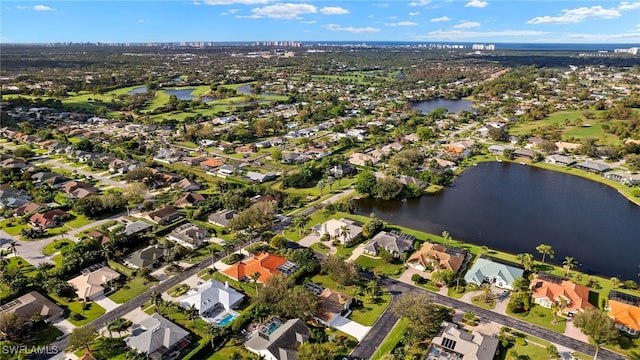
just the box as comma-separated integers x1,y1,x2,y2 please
165,89,195,100
411,99,474,114
355,162,640,279
128,86,148,95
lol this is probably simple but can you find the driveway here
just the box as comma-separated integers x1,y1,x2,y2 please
298,234,320,247
331,315,371,342
51,319,76,336
93,295,120,312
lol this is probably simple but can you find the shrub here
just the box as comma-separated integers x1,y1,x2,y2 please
222,253,243,265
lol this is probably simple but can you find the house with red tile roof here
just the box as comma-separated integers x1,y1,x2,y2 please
531,274,594,315
222,253,298,283
29,209,66,228
608,291,640,335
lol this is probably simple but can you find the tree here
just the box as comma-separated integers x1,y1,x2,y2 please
0,312,23,341
441,231,451,246
517,253,535,272
481,283,493,303
208,246,220,268
536,244,554,264
574,308,618,360
67,326,98,352
551,301,561,325
392,293,450,341
150,291,163,313
432,269,455,286
563,256,578,277
270,234,288,249
317,180,325,196
546,344,560,359
610,277,620,289
250,271,261,295
74,196,104,217
8,240,20,256
323,255,359,286
292,215,310,237
374,177,404,200
339,225,351,244
355,171,376,196
362,213,384,238
297,343,334,360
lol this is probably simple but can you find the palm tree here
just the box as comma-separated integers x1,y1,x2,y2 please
187,304,199,320
149,291,162,313
206,322,224,349
517,253,535,272
546,344,560,359
317,179,325,196
536,244,554,264
339,225,351,245
293,215,310,237
367,280,381,302
563,256,578,277
441,231,451,246
208,246,220,268
8,240,20,256
481,283,492,303
610,277,620,289
551,301,561,325
250,272,261,295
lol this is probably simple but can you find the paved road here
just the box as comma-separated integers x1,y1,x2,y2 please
40,241,250,360
350,275,626,360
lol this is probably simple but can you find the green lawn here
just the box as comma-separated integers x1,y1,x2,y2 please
211,271,256,297
42,239,73,255
371,318,409,360
311,274,390,326
354,255,405,278
0,218,28,236
50,295,106,326
75,337,128,360
184,243,224,264
108,276,156,304
310,242,330,254
51,254,64,268
507,305,566,333
207,340,257,360
64,212,94,229
5,256,38,278
0,324,64,359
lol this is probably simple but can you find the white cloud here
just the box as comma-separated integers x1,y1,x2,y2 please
204,0,269,4
386,21,419,26
420,29,547,40
618,2,640,10
324,24,381,33
527,6,621,24
236,14,262,18
320,6,349,15
452,21,480,29
228,8,239,13
409,0,431,6
409,12,420,16
300,20,317,24
465,0,488,8
251,3,316,19
33,5,53,11
431,16,451,22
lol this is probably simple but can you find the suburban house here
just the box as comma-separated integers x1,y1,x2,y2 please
530,273,593,315
315,288,353,327
363,230,415,257
172,178,202,192
123,245,169,269
329,164,357,178
463,257,524,290
63,181,99,198
87,230,111,245
179,280,245,319
608,291,640,335
574,161,611,174
148,206,182,225
68,265,121,300
124,220,153,237
208,209,239,227
513,148,535,159
174,192,206,208
14,202,48,216
427,321,499,360
124,313,191,359
407,243,468,274
29,209,66,228
200,158,224,171
0,291,64,323
604,171,640,185
244,317,310,360
545,154,576,166
348,152,379,167
167,223,209,249
488,144,507,155
311,218,363,246
0,187,32,208
223,253,299,283
246,171,278,183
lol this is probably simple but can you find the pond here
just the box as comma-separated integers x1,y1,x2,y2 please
236,84,281,97
165,89,196,100
411,98,474,114
355,162,640,279
128,86,148,95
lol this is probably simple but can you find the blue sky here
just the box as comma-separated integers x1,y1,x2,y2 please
2,1,639,43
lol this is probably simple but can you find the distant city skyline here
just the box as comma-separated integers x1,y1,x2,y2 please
1,0,639,44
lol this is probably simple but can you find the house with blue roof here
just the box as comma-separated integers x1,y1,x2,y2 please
464,257,524,290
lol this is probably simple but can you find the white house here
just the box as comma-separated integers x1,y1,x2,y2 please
167,223,209,249
179,280,244,320
311,218,363,246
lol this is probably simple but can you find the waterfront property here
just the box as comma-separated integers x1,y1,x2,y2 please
574,160,611,174
407,242,467,273
530,273,593,315
363,230,415,258
426,321,499,360
463,257,524,290
244,317,310,360
312,218,363,246
545,154,576,166
604,170,640,186
608,291,640,336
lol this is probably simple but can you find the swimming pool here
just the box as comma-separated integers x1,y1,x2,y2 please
215,313,237,326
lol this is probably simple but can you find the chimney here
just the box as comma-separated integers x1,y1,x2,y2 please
225,281,229,289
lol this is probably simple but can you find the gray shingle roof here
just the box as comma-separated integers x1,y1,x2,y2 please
124,313,189,356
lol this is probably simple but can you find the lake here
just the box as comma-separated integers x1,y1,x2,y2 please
411,98,474,114
236,84,280,97
355,162,640,280
128,86,148,95
165,89,196,100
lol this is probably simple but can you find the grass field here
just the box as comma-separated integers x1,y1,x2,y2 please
50,295,106,326
108,276,156,303
42,239,73,255
507,305,567,333
371,318,409,360
354,255,405,278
